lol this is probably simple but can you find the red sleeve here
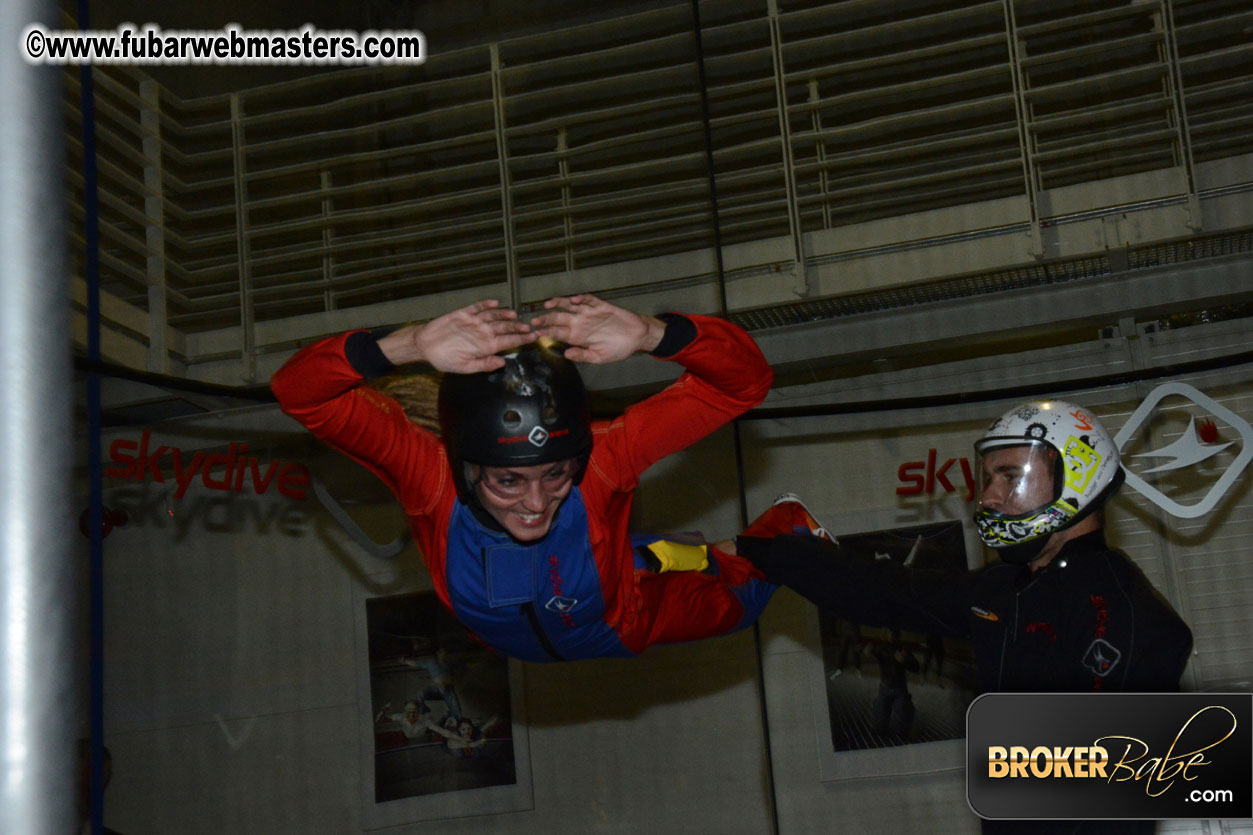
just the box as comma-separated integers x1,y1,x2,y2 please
583,313,773,497
578,315,771,635
270,332,453,519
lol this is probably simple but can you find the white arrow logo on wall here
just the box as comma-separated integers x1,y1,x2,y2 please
1114,382,1253,518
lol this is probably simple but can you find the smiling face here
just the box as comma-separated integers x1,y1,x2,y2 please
473,458,575,541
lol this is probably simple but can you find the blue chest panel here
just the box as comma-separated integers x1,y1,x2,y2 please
444,489,633,663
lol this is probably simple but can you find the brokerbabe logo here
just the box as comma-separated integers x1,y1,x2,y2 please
967,693,1252,821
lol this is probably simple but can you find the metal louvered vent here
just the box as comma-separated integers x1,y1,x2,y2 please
64,0,1253,378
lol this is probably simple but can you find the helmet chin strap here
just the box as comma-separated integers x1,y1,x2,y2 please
468,502,507,532
993,537,1050,566
457,462,507,532
984,468,1126,566
455,453,592,535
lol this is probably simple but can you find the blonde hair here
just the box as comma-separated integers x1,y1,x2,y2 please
367,370,444,434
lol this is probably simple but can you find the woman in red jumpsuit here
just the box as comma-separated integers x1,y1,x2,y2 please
272,294,816,662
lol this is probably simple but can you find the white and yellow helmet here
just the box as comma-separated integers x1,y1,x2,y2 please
973,400,1124,557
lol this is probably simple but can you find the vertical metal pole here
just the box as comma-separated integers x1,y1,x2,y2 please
141,80,169,374
490,44,520,308
1,1,77,833
808,78,830,230
557,128,575,274
691,2,778,831
74,7,105,832
766,0,808,297
1002,0,1045,258
320,170,336,311
1157,0,1202,231
230,94,256,382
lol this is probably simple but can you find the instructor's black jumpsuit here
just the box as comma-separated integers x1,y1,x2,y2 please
740,529,1193,834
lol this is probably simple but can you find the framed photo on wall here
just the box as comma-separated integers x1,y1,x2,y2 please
809,519,978,780
354,587,533,826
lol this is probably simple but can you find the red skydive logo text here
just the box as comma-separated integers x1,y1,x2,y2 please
105,430,309,499
896,448,975,502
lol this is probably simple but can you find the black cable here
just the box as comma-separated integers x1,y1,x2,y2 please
76,0,106,830
77,331,1253,422
742,348,1253,422
691,3,781,832
74,355,276,402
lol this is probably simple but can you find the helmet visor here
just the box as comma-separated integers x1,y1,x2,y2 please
973,440,1073,547
975,441,1057,514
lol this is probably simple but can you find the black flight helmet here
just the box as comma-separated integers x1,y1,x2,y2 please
438,341,593,507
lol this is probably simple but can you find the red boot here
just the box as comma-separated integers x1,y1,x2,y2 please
740,493,835,542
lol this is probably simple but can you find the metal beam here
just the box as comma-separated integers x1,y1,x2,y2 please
759,255,1253,371
0,1,76,832
579,255,1253,393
